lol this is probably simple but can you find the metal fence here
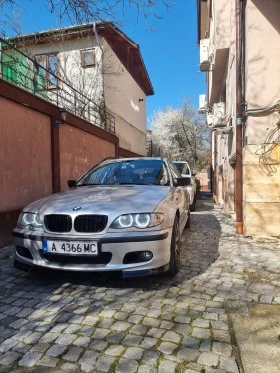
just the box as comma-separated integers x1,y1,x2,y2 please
0,37,115,134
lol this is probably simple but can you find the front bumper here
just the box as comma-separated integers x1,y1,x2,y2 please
12,228,172,277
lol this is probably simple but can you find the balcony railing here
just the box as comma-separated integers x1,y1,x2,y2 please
0,37,115,134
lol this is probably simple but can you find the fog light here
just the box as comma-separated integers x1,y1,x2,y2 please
141,251,153,261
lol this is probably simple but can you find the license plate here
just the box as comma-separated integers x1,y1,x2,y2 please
42,240,98,255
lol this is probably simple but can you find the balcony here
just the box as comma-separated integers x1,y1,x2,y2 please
0,37,115,134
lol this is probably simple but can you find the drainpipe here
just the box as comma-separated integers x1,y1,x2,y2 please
235,0,243,234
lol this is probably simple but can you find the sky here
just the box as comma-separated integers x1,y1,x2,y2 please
4,0,206,121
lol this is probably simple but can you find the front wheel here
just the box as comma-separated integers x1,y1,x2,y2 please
190,198,196,212
167,217,181,276
185,209,190,229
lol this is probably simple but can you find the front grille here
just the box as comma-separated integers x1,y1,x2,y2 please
44,215,72,233
39,251,112,266
74,215,108,233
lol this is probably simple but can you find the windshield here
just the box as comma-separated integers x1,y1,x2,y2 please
76,159,170,186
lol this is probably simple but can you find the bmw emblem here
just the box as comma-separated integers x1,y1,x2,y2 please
73,206,81,211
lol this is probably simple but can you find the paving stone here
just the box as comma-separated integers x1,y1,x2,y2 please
50,323,68,333
92,327,110,339
104,344,125,356
143,317,161,327
182,336,200,349
200,339,212,352
123,334,143,346
0,337,18,353
89,339,108,351
174,316,192,324
37,355,58,367
177,346,199,361
212,329,231,343
82,315,99,325
56,333,76,345
158,359,177,373
160,320,174,329
124,347,144,360
185,362,205,371
12,342,31,354
140,337,157,348
162,331,181,343
115,358,139,373
138,364,157,373
193,318,210,328
28,309,46,320
79,350,98,372
39,332,60,344
95,355,115,372
192,327,211,339
61,362,80,371
0,351,21,365
212,342,232,356
64,323,81,334
111,321,131,331
157,341,178,354
219,356,239,373
106,331,125,343
29,343,50,353
46,344,68,357
147,327,165,338
9,318,29,329
128,315,143,324
211,321,228,330
63,346,83,362
197,352,219,366
18,352,43,367
23,332,43,344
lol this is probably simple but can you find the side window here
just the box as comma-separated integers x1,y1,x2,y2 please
185,164,191,175
35,54,58,90
168,161,181,180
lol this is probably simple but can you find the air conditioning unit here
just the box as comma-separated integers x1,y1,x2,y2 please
198,94,207,114
212,102,226,127
199,39,211,72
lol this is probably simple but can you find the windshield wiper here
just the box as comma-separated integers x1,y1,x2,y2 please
76,183,103,187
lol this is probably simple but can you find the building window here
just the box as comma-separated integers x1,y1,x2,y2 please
35,54,58,90
81,49,95,67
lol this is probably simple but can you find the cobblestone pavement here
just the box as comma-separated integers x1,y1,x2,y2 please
1,196,280,373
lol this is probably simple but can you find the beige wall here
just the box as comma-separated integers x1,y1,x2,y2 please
243,0,280,236
207,0,280,236
102,39,147,154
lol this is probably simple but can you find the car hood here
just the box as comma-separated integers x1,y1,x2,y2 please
24,185,171,216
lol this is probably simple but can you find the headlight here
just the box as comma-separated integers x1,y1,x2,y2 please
17,212,42,228
111,213,164,229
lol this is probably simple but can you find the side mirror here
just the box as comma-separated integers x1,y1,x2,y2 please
192,171,196,177
175,177,191,186
68,180,76,188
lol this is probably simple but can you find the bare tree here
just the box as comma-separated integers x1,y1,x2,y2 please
0,0,173,36
148,100,210,171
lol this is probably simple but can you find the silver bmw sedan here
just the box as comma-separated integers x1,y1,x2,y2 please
13,157,191,278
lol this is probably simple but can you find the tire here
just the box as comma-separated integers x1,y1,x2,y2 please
190,198,196,212
185,209,190,229
168,217,181,276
